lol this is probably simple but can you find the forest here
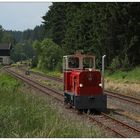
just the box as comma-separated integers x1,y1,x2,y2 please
0,2,140,71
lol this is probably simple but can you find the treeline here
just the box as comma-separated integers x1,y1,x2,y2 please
7,25,45,62
1,3,140,71
42,3,140,69
0,25,15,44
0,25,45,63
7,25,45,42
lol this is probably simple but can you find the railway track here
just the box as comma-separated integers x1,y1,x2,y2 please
5,68,63,102
28,69,140,106
87,112,140,138
4,67,140,138
105,90,140,105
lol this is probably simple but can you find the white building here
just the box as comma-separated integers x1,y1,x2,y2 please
0,43,12,65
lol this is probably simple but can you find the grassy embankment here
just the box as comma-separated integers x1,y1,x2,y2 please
105,67,140,97
0,71,106,137
105,67,140,83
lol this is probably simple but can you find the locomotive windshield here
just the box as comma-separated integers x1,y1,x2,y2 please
68,57,79,68
63,52,95,70
83,57,94,68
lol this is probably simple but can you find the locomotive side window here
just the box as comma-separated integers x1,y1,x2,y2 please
83,57,94,68
68,57,79,68
0,58,3,64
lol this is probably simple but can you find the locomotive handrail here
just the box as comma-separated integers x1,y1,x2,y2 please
102,55,106,94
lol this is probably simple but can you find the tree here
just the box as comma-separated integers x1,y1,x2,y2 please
0,25,3,42
11,41,35,63
42,3,67,45
1,32,16,44
33,38,64,71
42,3,140,68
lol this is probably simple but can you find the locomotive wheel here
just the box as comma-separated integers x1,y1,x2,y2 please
89,109,101,115
77,109,83,114
83,109,88,113
89,109,95,114
64,102,72,109
64,99,68,105
77,109,88,114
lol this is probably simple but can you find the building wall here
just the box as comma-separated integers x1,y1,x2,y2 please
0,56,11,65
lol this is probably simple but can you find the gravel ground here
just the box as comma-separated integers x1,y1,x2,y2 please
108,96,140,116
108,98,140,129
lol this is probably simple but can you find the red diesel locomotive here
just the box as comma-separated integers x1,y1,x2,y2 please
63,51,107,112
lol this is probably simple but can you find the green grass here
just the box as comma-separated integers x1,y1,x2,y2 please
0,72,106,138
0,64,2,69
31,67,62,78
105,67,140,83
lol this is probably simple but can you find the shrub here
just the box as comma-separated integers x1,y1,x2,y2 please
121,54,131,71
110,56,121,70
33,38,64,71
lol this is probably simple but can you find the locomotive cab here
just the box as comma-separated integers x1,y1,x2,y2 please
63,51,107,112
63,51,95,70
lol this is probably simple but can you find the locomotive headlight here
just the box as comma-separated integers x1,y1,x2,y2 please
89,68,92,71
99,83,102,87
79,83,83,87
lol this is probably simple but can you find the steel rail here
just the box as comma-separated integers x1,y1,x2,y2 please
84,112,140,138
5,68,63,102
101,113,140,137
30,70,140,105
105,90,140,103
4,67,140,138
85,113,126,138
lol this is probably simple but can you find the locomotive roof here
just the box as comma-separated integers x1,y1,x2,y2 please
0,43,12,50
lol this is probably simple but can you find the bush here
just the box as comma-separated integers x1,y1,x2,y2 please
55,61,63,72
121,54,131,71
110,56,121,70
33,38,64,71
110,54,131,71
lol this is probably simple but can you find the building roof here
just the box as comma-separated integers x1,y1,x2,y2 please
0,43,12,50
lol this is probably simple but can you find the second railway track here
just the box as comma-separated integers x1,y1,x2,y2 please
4,67,140,138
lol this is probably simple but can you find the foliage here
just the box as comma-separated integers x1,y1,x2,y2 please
11,40,35,63
121,54,130,70
7,25,45,42
0,25,15,44
1,32,16,44
105,66,140,83
110,56,121,70
3,25,45,64
1,3,140,70
32,67,62,78
0,25,3,42
42,3,67,45
33,38,64,71
42,3,140,68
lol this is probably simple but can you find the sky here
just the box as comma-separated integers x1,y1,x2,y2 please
0,2,52,31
